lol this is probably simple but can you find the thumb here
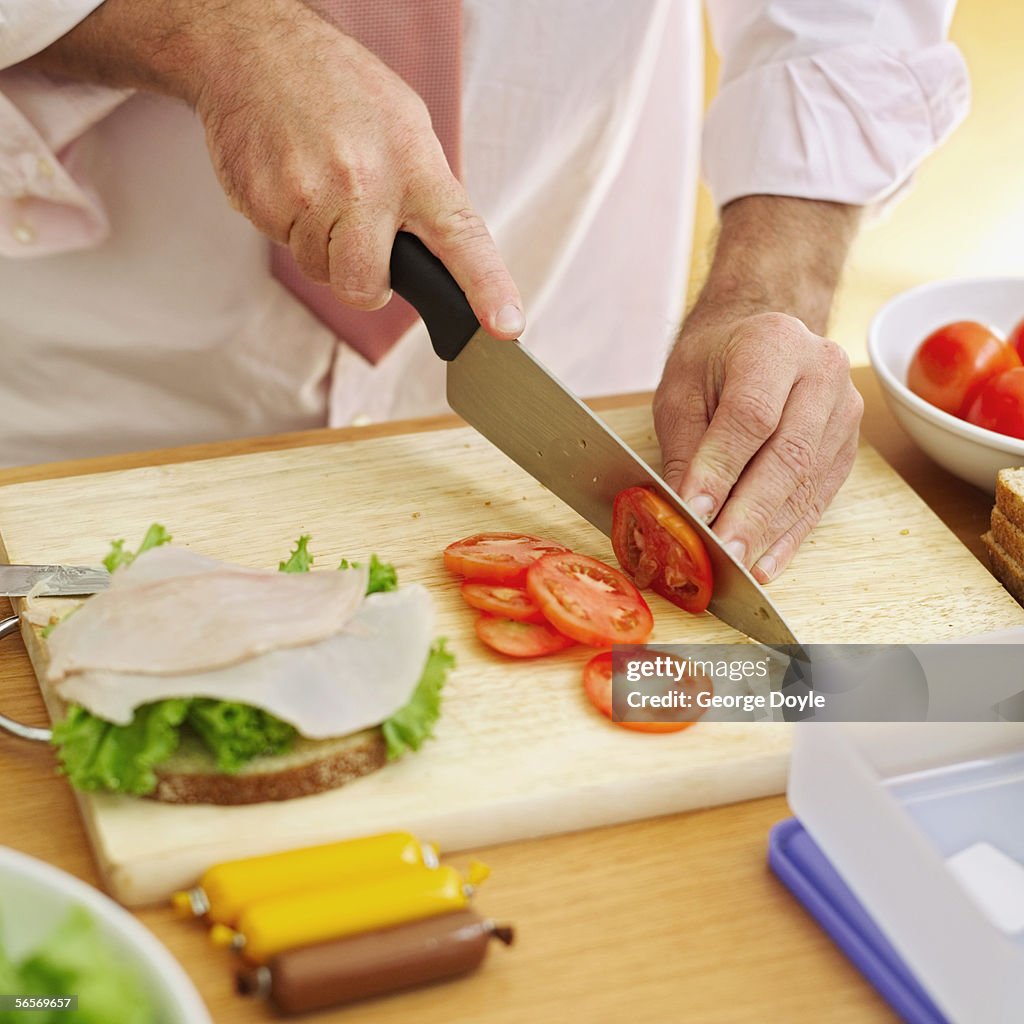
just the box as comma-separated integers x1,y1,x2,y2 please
409,179,525,340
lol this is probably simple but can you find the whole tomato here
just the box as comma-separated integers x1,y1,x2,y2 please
1009,317,1024,363
964,367,1024,440
907,320,1019,418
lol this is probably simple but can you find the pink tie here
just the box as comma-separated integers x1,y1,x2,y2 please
271,0,463,365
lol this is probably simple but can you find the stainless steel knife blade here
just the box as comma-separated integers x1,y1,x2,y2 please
0,564,111,598
446,328,805,653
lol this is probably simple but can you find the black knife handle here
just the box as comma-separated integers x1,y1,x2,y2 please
389,232,480,361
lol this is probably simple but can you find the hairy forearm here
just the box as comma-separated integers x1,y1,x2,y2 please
22,0,314,109
686,196,862,336
656,195,864,581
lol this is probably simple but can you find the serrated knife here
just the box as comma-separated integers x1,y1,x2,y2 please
0,565,110,598
389,233,804,654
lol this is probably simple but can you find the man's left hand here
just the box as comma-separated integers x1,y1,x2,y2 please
654,309,863,583
653,195,864,584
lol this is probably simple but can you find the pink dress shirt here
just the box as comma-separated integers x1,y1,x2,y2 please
0,0,969,465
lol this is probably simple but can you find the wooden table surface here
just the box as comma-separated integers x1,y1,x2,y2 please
0,365,1005,1023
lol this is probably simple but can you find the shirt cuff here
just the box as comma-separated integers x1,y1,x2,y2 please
702,41,970,210
0,68,131,257
0,0,107,69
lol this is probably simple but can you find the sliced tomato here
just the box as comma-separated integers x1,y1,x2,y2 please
444,532,568,585
611,487,713,614
475,615,576,658
582,651,711,733
906,320,1018,418
525,551,653,646
460,582,546,624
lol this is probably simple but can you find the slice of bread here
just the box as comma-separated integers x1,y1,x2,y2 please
982,531,1024,607
992,507,1024,566
152,729,387,805
995,467,1024,531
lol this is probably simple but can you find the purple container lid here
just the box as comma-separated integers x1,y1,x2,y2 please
768,818,949,1024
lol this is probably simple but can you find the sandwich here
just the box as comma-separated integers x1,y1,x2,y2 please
26,526,452,805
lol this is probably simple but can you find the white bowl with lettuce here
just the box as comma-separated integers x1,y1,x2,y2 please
0,846,211,1023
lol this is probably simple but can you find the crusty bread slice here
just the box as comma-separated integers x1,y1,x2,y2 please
151,729,387,805
995,467,1024,531
982,531,1024,608
992,507,1024,566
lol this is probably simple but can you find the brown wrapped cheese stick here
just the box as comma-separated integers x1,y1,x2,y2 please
236,909,514,1014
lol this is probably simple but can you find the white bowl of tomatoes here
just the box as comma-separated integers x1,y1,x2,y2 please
868,276,1024,492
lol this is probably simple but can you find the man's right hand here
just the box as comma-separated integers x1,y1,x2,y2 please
26,0,526,338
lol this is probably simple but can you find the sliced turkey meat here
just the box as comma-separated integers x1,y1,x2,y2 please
54,584,435,738
45,545,369,682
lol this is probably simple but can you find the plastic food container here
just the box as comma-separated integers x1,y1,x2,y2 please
788,723,1024,1024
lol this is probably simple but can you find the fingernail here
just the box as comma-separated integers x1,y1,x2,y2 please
358,289,392,312
494,304,525,336
754,553,777,582
724,539,746,564
685,493,715,521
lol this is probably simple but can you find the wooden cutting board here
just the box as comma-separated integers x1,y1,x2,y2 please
1,405,1021,906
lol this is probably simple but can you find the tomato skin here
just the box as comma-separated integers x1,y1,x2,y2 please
460,582,547,624
906,320,1018,418
964,367,1024,440
611,487,713,614
475,616,576,658
1010,318,1024,364
443,533,568,585
526,552,653,646
582,651,710,733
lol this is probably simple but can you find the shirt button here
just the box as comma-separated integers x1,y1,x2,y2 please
11,222,35,245
37,157,54,179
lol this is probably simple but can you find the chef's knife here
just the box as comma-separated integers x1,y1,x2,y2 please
390,232,804,654
0,565,110,598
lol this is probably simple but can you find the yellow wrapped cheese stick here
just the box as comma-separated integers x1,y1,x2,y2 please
173,832,439,925
210,861,490,965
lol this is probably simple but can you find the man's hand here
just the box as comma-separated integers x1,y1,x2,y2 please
654,196,864,584
26,0,525,338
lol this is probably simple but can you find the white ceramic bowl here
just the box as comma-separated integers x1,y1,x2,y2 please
867,276,1024,492
0,847,211,1023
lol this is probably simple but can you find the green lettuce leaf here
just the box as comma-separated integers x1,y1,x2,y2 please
338,553,398,594
186,700,296,773
278,534,313,573
52,698,298,794
51,699,190,797
0,941,21,1016
102,523,171,574
0,906,153,1024
381,640,453,760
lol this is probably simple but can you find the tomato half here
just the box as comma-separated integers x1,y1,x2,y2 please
525,552,653,646
443,533,568,585
611,487,713,614
906,320,1019,418
460,582,546,624
1010,317,1024,363
582,650,711,733
475,616,576,658
965,367,1024,440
